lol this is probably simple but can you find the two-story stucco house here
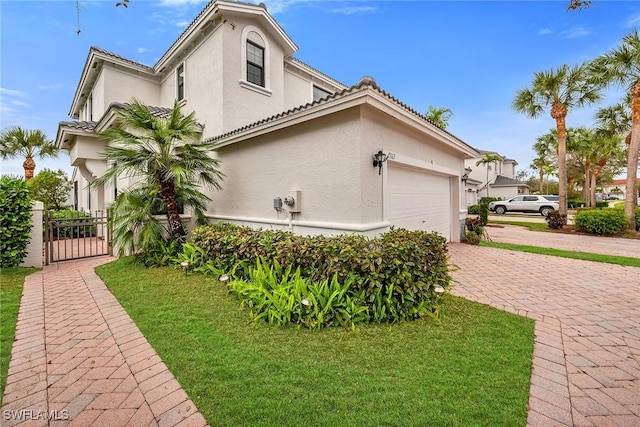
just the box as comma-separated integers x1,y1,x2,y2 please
463,150,528,203
56,0,478,242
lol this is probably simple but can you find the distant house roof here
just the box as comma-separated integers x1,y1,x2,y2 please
58,121,97,132
491,175,528,187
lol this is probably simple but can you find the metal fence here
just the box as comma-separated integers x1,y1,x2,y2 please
44,210,111,264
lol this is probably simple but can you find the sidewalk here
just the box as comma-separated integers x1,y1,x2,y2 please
1,256,208,427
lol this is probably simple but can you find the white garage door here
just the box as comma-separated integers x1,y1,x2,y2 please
386,163,452,240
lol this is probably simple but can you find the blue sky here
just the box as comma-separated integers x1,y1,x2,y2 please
1,0,638,179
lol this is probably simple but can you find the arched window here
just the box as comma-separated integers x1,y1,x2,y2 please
240,26,271,94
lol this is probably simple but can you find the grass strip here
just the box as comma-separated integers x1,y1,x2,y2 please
97,258,534,427
0,267,40,403
488,220,550,232
480,241,640,268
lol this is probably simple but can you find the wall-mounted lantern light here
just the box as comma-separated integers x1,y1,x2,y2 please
461,167,472,184
373,150,389,175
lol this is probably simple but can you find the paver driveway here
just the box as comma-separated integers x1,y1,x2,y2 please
449,243,640,427
1,257,208,427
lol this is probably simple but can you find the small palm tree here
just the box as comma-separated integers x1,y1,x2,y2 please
425,106,453,129
0,126,59,181
475,152,502,198
513,63,601,215
591,30,640,230
93,99,224,253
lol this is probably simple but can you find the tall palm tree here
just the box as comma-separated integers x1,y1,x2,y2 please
0,126,58,181
588,132,625,206
513,63,601,215
475,152,503,198
590,29,640,230
532,130,558,193
425,106,453,129
93,99,224,248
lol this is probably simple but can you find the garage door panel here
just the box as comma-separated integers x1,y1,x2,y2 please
386,164,451,240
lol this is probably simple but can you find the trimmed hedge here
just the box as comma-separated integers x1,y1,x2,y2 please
574,208,628,235
49,209,96,238
191,223,450,324
0,177,33,267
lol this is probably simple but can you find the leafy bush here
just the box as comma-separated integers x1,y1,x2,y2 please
568,199,585,209
464,217,484,245
478,202,489,226
27,168,72,210
190,224,450,324
0,177,33,267
479,197,501,204
574,209,628,235
227,259,368,330
467,204,480,215
613,203,640,231
595,201,609,209
545,211,567,229
49,209,96,238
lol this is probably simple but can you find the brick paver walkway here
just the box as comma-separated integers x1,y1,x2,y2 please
1,257,208,427
449,237,640,427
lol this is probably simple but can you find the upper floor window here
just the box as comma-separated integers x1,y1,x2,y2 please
313,85,332,102
87,95,93,121
246,41,265,87
177,63,185,101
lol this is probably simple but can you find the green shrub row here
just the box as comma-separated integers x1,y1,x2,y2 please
48,209,96,238
190,223,450,324
0,177,33,267
574,208,628,235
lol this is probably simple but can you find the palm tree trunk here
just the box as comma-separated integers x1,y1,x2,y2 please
539,169,544,194
552,101,569,216
158,178,186,237
583,160,591,207
23,157,35,182
626,81,640,230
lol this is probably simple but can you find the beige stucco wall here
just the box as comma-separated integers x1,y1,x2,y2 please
210,108,366,230
98,65,160,116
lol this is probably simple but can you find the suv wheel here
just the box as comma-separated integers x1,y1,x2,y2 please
540,206,553,216
495,206,506,215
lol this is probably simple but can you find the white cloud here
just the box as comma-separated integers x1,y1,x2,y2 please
332,6,380,15
0,87,27,98
10,100,30,108
623,13,640,28
175,20,190,28
538,28,552,36
159,0,207,6
136,47,151,54
37,84,62,90
560,26,591,39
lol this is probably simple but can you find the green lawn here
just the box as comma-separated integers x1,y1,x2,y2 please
97,258,534,427
0,267,39,404
480,241,640,268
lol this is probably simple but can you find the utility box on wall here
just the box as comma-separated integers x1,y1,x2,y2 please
284,190,301,213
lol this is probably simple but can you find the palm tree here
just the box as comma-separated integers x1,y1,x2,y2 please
513,63,601,215
475,152,503,198
425,106,453,129
588,132,625,206
590,29,640,230
532,130,558,193
93,99,224,251
0,126,58,181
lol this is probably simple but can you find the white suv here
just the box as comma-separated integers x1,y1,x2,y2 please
488,195,559,216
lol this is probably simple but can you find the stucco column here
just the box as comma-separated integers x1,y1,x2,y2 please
20,201,43,268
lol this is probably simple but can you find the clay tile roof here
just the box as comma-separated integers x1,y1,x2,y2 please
91,46,154,72
58,121,97,131
108,102,174,118
206,78,471,149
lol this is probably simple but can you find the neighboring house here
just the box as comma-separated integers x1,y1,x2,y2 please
56,0,478,242
463,150,528,201
601,179,627,200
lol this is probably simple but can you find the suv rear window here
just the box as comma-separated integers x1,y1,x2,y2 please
543,196,559,201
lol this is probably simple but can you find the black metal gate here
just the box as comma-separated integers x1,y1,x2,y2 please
44,210,112,264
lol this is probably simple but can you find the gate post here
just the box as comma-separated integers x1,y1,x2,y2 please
21,201,44,268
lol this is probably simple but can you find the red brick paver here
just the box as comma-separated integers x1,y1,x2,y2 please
450,229,640,427
1,257,208,427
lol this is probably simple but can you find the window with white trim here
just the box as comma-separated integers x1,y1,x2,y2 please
246,41,265,87
177,63,185,101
